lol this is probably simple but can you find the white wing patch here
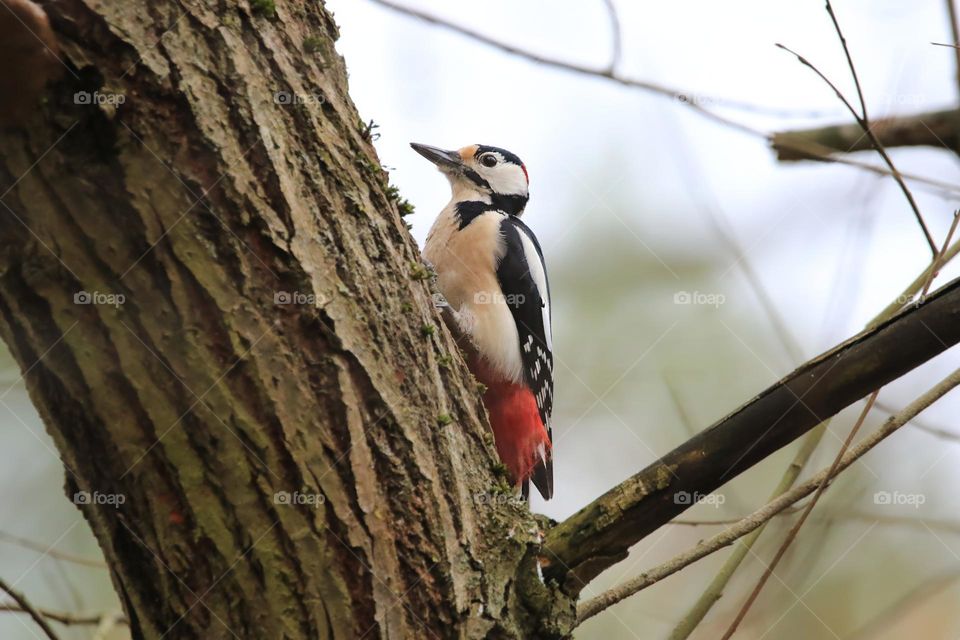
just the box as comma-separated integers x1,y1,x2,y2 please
518,231,551,351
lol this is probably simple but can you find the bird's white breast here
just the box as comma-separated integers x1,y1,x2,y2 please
423,205,524,383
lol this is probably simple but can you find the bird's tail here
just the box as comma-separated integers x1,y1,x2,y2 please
482,379,553,500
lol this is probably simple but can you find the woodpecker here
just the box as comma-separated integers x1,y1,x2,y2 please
413,142,553,500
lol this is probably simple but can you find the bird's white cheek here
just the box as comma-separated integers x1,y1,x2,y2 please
492,168,528,197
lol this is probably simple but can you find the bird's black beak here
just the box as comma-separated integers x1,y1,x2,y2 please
410,143,462,169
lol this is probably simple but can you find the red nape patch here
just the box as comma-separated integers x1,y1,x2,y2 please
520,163,529,184
481,379,550,486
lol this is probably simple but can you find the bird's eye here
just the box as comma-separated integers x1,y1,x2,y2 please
480,154,498,168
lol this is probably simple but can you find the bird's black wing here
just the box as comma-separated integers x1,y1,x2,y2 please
496,216,553,500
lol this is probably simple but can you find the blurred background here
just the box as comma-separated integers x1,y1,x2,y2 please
4,1,960,638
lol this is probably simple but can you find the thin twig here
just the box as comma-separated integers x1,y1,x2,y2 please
876,400,960,441
576,365,960,623
671,506,803,526
719,392,878,638
829,0,936,254
775,44,860,117
825,2,868,117
0,530,107,568
945,0,960,97
674,511,960,536
601,0,621,72
921,210,960,298
0,577,61,640
663,374,698,438
0,604,126,626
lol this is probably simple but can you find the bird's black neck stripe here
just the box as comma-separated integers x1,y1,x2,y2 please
454,195,528,228
454,201,491,229
491,192,528,216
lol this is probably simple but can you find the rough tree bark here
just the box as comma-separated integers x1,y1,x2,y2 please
0,1,555,638
4,2,960,639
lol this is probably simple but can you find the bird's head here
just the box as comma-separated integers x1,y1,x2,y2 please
411,142,529,215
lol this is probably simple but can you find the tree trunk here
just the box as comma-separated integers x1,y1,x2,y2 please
0,1,561,637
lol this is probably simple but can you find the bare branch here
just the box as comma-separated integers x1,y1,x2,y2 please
775,43,861,117
542,275,960,594
576,365,960,623
601,0,622,72
825,1,868,117
0,577,61,640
